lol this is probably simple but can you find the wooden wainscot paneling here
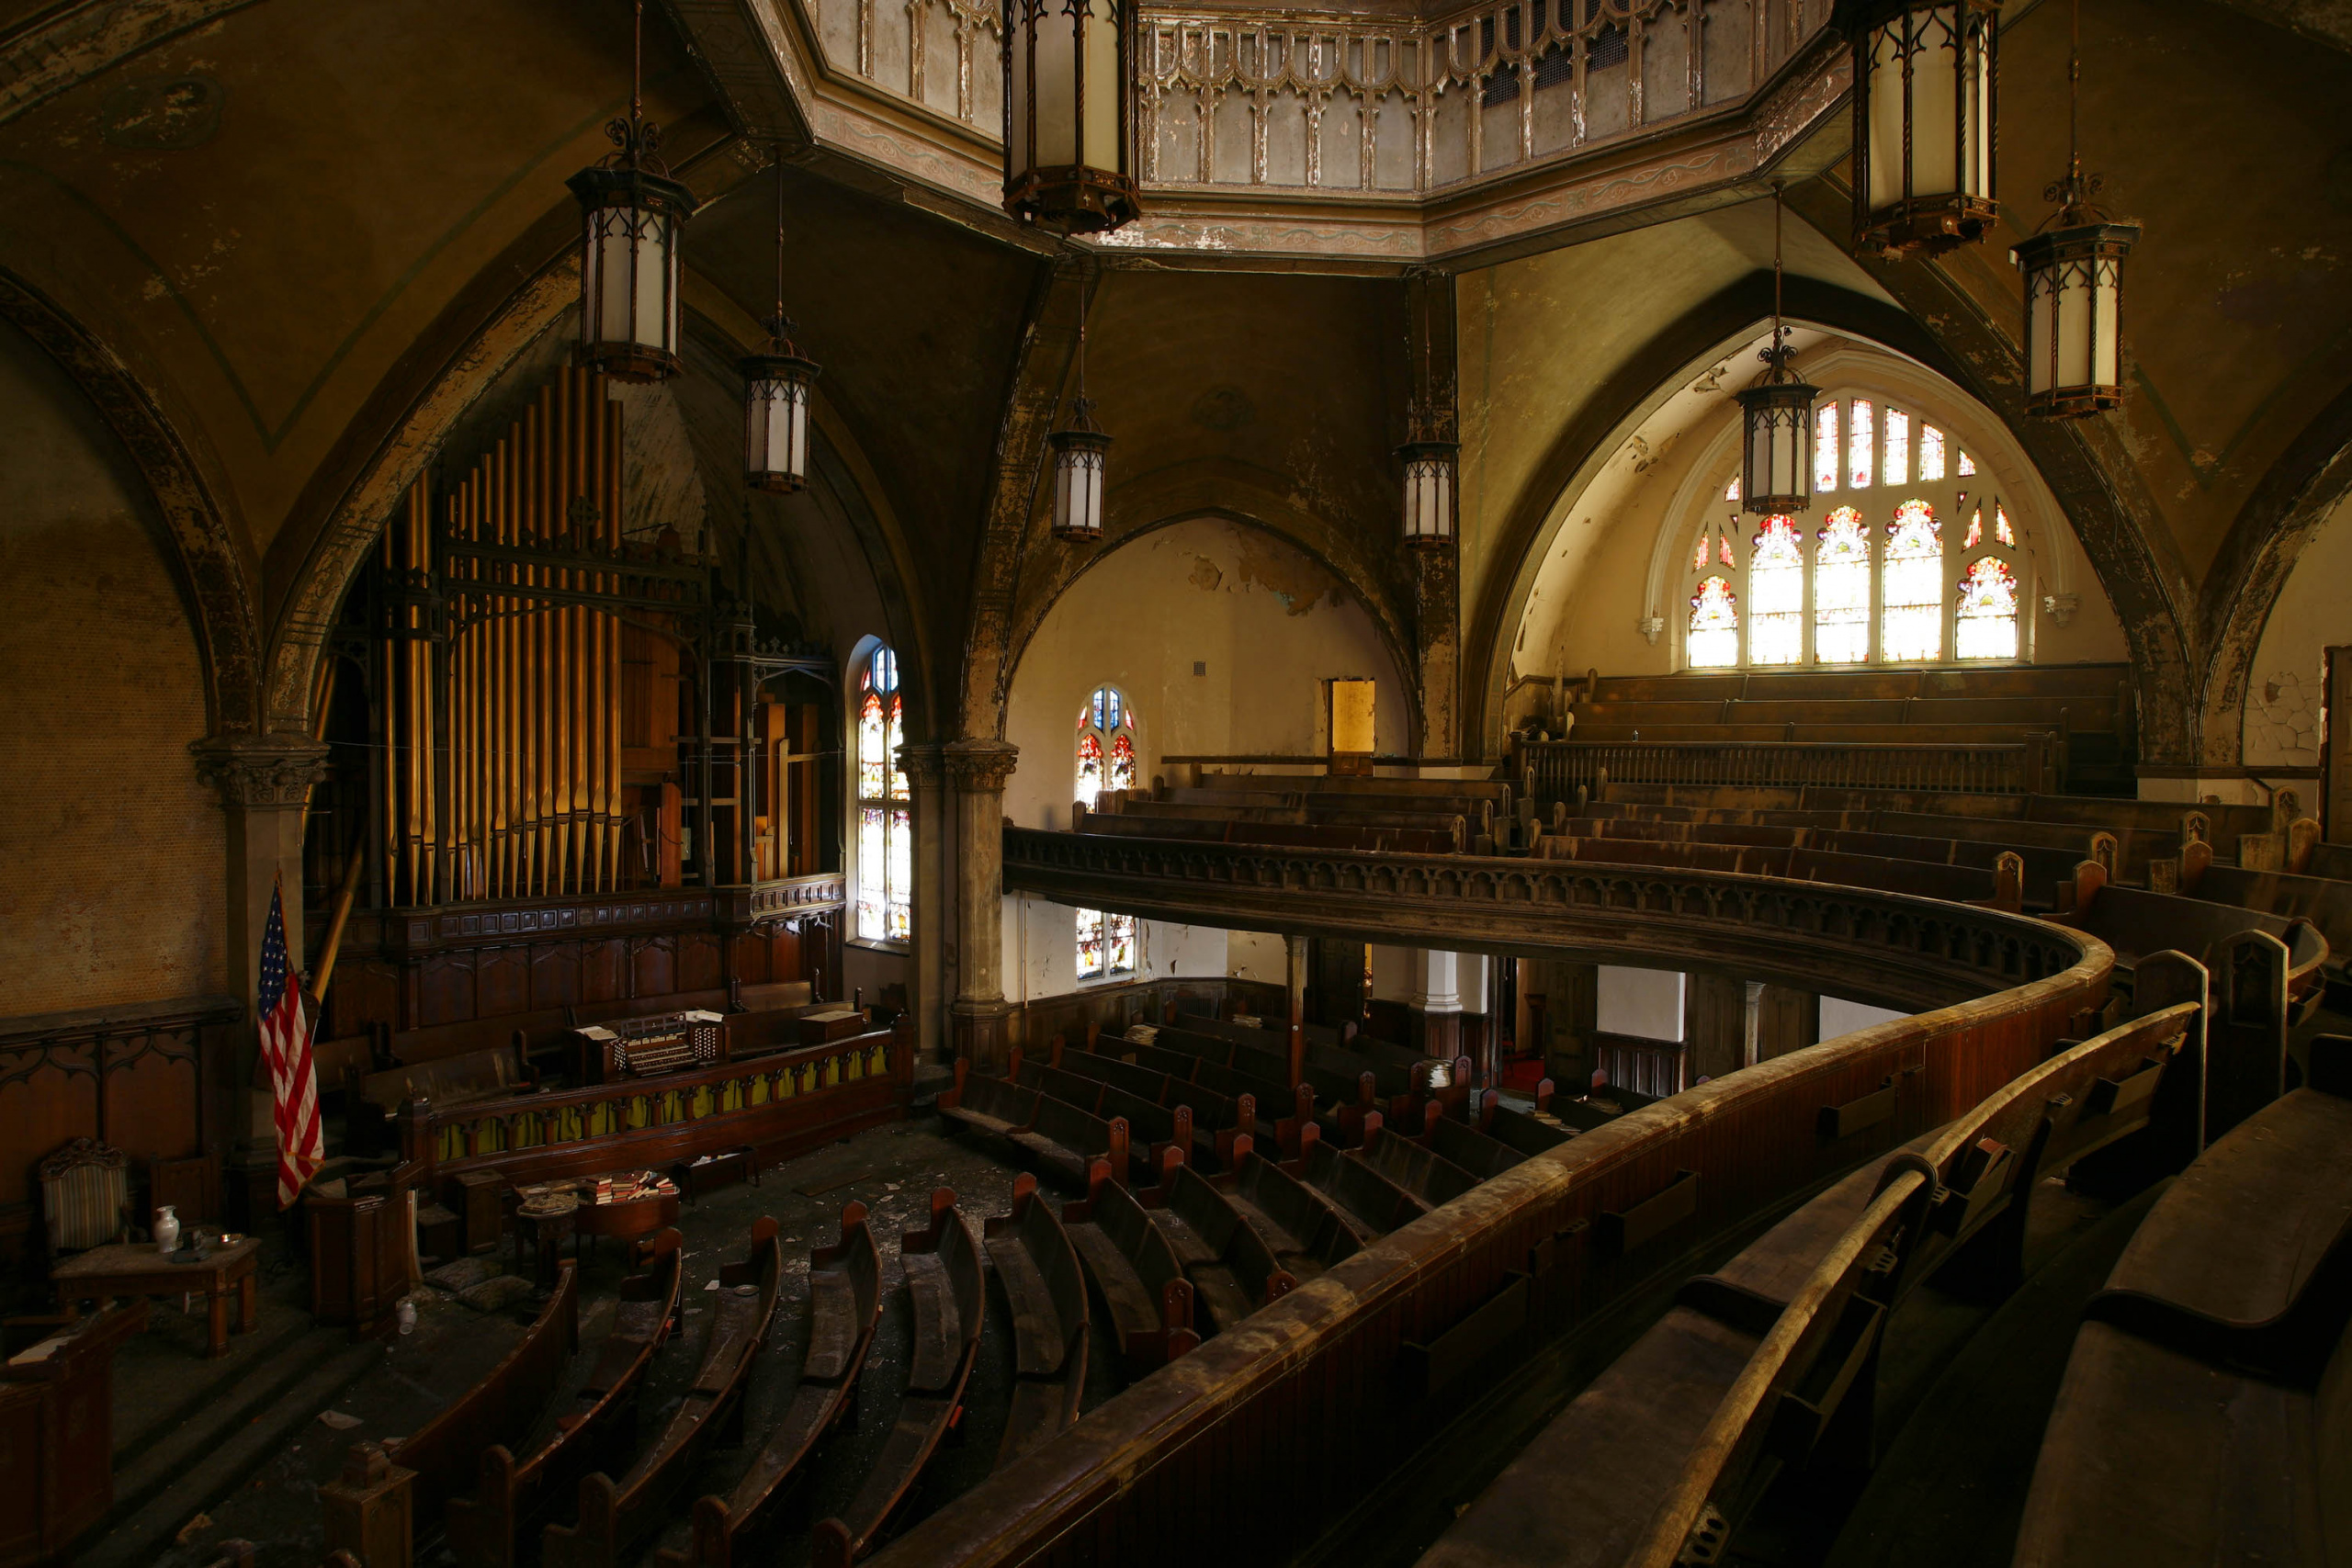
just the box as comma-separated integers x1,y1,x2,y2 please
530,942,582,1010
477,946,530,1018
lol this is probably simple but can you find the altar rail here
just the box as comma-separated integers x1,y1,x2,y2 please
1521,738,2056,801
393,1022,912,1189
1002,828,2086,1015
868,914,2110,1568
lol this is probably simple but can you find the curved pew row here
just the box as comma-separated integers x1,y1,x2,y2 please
1418,998,2202,1568
985,1175,1092,1470
864,890,2113,1568
343,1261,579,1556
447,1230,684,1568
1062,1158,1202,1369
813,1188,986,1568
1136,1160,1297,1330
544,1221,785,1568
2011,1035,2352,1568
664,1204,884,1568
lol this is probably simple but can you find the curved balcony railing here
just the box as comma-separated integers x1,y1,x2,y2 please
872,831,2111,1568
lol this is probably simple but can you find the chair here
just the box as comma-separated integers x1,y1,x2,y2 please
39,1138,132,1266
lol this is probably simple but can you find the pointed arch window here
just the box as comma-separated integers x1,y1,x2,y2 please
854,646,910,944
1748,517,1804,666
1076,684,1138,980
1956,556,2020,660
1881,500,1944,662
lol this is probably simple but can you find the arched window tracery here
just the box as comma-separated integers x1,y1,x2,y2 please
1075,684,1138,980
1679,391,2034,670
854,646,910,944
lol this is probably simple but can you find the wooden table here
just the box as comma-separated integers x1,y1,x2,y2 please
51,1237,260,1359
572,1189,679,1255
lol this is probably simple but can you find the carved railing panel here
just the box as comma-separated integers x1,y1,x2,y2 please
1521,737,2058,799
813,0,1003,132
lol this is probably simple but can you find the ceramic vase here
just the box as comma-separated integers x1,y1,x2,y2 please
154,1204,181,1254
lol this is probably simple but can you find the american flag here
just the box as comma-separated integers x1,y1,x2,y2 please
258,874,325,1206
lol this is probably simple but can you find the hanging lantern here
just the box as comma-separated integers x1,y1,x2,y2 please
1850,0,2000,258
1047,316,1111,541
742,153,820,492
1002,0,1141,233
1736,186,1819,514
567,0,692,382
2014,0,2137,418
1399,412,1458,550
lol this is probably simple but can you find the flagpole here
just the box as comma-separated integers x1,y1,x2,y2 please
309,846,368,1006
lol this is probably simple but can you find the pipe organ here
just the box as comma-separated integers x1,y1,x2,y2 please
366,367,834,913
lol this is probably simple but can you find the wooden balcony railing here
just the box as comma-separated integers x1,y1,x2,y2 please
1521,737,2058,801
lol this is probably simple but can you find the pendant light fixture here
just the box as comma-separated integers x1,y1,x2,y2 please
742,152,820,493
2014,0,2138,419
1002,0,1142,233
1397,276,1457,550
1849,0,2000,257
1046,314,1110,542
567,0,694,382
1736,186,1818,515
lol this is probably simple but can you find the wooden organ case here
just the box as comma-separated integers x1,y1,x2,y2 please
304,366,847,1065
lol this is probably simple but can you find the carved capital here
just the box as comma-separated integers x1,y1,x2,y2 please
190,732,330,810
897,742,947,791
1638,615,1667,645
2041,592,2079,628
943,738,1019,795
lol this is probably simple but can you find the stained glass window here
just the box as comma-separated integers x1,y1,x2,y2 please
1815,507,1871,664
1724,476,1740,502
1956,557,2020,660
854,647,910,944
1883,409,1910,487
1749,517,1804,666
1918,425,1947,481
1720,534,1736,569
1110,734,1136,792
1076,732,1104,809
1996,504,2015,547
1814,403,1840,494
1963,508,1983,549
1688,576,1739,669
1881,500,1944,662
1075,907,1104,978
1957,448,1976,477
1077,686,1140,980
1848,400,1876,491
1692,532,1709,572
1076,908,1137,981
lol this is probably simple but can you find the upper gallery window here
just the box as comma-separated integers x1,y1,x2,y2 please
854,646,910,944
1684,394,2027,670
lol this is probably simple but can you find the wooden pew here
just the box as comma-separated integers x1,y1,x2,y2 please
1476,1086,1576,1156
664,1203,882,1568
1207,1141,1363,1283
1353,1123,1481,1208
350,1263,579,1556
812,1190,986,1567
1136,1161,1298,1332
1410,1102,1529,1181
543,1221,784,1568
1052,1038,1260,1166
937,1060,1135,1186
446,1231,682,1568
1414,1005,2200,1568
982,1175,1091,1469
1060,1158,1201,1371
348,1043,534,1154
1296,1130,1430,1238
2010,1036,2352,1568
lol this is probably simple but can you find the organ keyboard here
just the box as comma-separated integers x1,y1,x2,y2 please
573,1010,725,1082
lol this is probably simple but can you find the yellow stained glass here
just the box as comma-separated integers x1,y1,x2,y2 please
1881,500,1943,662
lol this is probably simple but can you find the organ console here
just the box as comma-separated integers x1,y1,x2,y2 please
573,1010,727,1083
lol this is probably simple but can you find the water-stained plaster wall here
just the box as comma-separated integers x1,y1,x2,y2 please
1000,516,1410,1003
0,320,224,1015
2244,489,2352,770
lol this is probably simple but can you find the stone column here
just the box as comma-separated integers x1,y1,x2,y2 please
898,743,947,1062
1684,972,1746,1083
1408,949,1464,1059
191,732,329,1216
944,739,1019,1070
1755,985,1820,1063
1284,933,1308,1089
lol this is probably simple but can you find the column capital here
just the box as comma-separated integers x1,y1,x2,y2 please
896,741,947,789
943,738,1019,793
190,731,330,811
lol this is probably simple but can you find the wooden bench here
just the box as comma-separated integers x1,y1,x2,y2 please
1052,1039,1259,1166
544,1221,783,1568
1137,1162,1297,1332
1353,1124,1481,1208
1211,1142,1363,1282
1410,1103,1528,1181
350,1043,534,1154
1415,1004,2199,1568
1298,1131,1429,1239
982,1175,1091,1470
446,1231,682,1568
1060,1159,1200,1371
2011,1036,2352,1568
663,1204,880,1568
812,1190,984,1568
351,1263,578,1554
